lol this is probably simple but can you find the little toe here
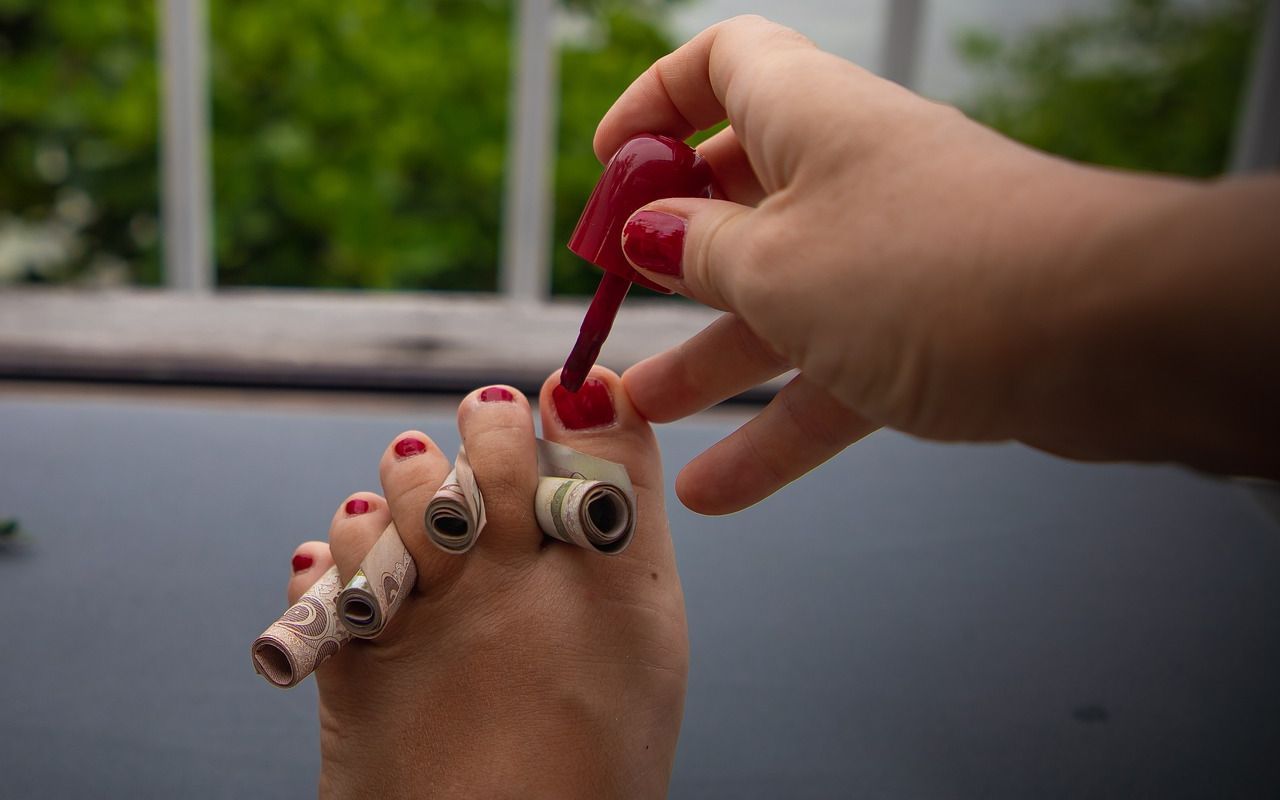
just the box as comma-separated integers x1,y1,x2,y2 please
455,385,542,557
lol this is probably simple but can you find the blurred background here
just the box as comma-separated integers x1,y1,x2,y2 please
1,0,1271,392
3,1,1279,798
0,0,1266,295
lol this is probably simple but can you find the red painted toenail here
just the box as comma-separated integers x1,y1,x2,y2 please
552,378,616,430
394,438,428,458
345,498,370,515
479,386,516,403
291,553,314,573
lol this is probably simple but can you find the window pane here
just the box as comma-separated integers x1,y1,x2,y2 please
209,1,511,290
0,3,160,286
671,0,883,65
937,0,1265,176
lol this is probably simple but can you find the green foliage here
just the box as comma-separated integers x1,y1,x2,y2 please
210,1,512,290
0,3,160,283
0,0,679,291
957,0,1265,177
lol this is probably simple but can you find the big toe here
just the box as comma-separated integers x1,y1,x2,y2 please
542,368,662,491
539,367,669,563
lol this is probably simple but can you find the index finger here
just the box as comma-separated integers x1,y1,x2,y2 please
593,15,817,162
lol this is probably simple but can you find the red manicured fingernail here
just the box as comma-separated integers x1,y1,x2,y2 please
622,210,685,278
291,553,314,573
345,498,370,515
552,378,616,430
479,386,516,403
394,438,428,458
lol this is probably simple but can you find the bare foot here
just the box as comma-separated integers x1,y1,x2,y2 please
284,368,687,798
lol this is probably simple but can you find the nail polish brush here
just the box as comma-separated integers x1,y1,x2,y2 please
559,133,714,392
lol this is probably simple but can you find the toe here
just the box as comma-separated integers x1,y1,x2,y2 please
286,540,336,606
377,431,464,594
455,385,542,557
541,367,662,496
326,492,393,583
539,367,669,563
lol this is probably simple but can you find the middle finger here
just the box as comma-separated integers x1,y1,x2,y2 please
622,312,790,423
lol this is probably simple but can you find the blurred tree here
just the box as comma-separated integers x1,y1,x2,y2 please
211,1,512,290
0,0,679,291
957,0,1265,177
0,3,160,284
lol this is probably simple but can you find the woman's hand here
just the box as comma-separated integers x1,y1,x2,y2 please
605,15,1278,513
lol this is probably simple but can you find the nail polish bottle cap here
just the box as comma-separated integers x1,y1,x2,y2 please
567,133,713,293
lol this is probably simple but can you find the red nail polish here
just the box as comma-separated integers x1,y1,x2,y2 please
622,210,685,277
479,386,516,403
559,133,715,393
394,438,428,458
568,134,711,291
552,378,616,430
345,498,370,515
291,553,314,573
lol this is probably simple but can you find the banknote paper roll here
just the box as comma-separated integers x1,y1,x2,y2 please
534,476,633,552
424,448,486,553
337,523,416,638
426,439,636,555
534,440,636,554
256,442,635,688
252,565,350,689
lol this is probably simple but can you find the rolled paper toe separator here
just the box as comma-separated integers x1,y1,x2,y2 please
252,565,351,689
337,524,417,639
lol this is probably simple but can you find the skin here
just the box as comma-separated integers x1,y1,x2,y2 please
607,15,1280,515
285,368,686,799
282,16,1278,794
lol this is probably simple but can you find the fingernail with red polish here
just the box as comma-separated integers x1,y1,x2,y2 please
479,386,516,403
394,438,428,458
622,210,686,278
345,498,370,515
291,553,314,573
552,378,616,430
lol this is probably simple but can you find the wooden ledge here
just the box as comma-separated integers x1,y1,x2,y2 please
0,287,779,401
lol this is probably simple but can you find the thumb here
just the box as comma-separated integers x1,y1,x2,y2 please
621,198,756,313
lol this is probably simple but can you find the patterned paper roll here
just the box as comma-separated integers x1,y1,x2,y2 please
252,566,350,689
337,524,416,639
424,448,486,553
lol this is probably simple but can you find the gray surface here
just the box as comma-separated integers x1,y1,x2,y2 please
1,390,1278,799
